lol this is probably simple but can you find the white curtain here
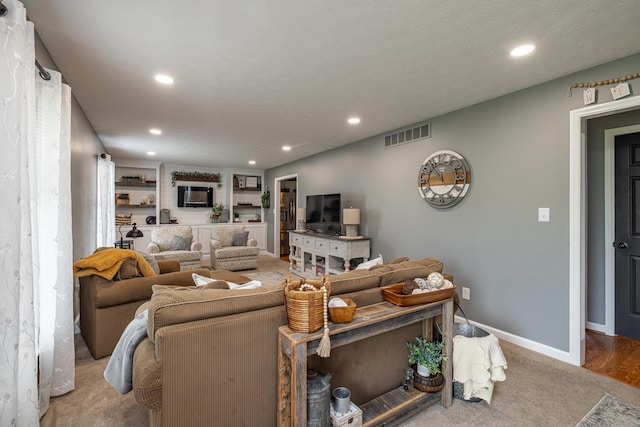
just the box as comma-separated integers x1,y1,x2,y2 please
0,0,75,424
97,155,115,248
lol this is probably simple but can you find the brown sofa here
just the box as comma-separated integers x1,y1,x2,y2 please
79,258,244,359
131,257,450,426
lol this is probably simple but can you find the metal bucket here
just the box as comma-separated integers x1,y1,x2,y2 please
307,369,331,427
453,304,489,402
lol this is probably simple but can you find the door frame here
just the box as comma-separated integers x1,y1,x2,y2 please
569,95,640,366
603,124,640,336
272,173,298,257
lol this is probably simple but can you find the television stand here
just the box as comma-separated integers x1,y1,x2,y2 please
288,231,370,278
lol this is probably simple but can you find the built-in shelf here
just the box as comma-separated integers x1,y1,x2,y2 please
115,181,156,188
115,204,156,209
234,204,261,209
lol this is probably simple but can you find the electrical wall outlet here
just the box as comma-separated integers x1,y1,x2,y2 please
462,287,470,300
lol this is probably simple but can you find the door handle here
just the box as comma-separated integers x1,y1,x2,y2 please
617,242,629,249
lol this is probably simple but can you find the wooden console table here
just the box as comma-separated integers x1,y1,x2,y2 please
277,299,453,426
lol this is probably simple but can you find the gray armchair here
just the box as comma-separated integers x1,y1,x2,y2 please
147,226,203,270
209,225,259,271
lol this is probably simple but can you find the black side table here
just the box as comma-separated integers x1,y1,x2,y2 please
114,239,134,249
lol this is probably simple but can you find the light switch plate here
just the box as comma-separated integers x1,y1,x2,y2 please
462,287,470,300
538,207,550,222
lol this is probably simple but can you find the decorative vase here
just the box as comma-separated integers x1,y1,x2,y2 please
413,369,444,393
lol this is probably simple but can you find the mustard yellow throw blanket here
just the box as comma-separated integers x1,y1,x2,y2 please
73,248,156,280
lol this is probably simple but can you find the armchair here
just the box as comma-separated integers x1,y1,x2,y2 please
209,225,260,271
147,226,203,270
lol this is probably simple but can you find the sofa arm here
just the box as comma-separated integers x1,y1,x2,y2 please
248,238,258,247
92,268,211,309
147,242,160,253
210,238,223,251
157,260,180,274
191,241,202,251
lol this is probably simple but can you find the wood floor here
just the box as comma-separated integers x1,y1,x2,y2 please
583,330,640,387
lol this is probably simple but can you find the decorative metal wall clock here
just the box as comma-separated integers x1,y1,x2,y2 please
418,150,471,208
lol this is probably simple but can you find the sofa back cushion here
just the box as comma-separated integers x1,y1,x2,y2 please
373,257,444,287
328,270,381,295
147,283,285,342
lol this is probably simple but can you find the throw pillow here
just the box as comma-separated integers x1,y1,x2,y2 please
231,230,249,246
227,280,262,290
114,259,140,280
137,251,160,275
193,273,219,287
192,273,261,290
355,254,383,270
172,235,191,251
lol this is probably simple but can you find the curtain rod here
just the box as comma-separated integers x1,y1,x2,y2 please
35,59,51,81
0,2,49,80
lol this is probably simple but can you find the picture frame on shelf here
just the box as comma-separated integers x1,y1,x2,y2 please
246,176,258,189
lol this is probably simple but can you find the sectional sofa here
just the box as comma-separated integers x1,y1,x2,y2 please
131,257,450,426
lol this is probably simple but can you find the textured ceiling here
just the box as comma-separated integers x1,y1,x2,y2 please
21,0,640,169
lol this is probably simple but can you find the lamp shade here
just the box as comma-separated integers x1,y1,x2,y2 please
126,223,144,238
297,207,306,221
343,208,360,225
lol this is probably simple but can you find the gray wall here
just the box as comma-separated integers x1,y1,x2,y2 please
266,53,640,352
586,110,640,324
35,32,106,320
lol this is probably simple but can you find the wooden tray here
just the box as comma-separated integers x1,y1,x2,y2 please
381,284,456,307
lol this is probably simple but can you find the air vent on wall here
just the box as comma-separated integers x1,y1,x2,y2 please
384,123,431,148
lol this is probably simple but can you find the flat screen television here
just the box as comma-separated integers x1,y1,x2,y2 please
177,186,214,207
305,193,341,234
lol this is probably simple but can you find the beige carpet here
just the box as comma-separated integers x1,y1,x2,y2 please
41,256,640,426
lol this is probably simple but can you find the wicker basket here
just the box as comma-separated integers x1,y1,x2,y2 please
115,214,132,226
284,276,331,333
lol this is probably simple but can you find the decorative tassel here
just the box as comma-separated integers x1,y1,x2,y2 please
316,285,331,358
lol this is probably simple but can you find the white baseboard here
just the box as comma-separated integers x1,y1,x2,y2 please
585,321,607,334
454,315,575,365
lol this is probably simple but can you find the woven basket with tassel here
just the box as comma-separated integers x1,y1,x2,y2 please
284,276,331,333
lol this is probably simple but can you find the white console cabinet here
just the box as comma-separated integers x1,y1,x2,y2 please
289,232,370,278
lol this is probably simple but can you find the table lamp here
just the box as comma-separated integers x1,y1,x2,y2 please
296,208,306,231
126,223,144,239
118,223,144,248
342,208,360,238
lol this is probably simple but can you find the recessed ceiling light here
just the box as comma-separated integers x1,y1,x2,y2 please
154,74,174,85
147,151,156,156
248,160,256,165
510,44,535,57
348,117,361,124
149,128,162,135
282,145,291,151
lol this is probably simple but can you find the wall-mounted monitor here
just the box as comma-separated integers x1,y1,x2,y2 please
177,186,214,208
305,193,341,234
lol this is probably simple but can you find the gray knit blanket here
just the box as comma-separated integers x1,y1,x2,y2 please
103,309,148,394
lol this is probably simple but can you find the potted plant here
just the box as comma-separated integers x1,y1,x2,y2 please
261,190,270,209
210,203,224,222
407,337,447,391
